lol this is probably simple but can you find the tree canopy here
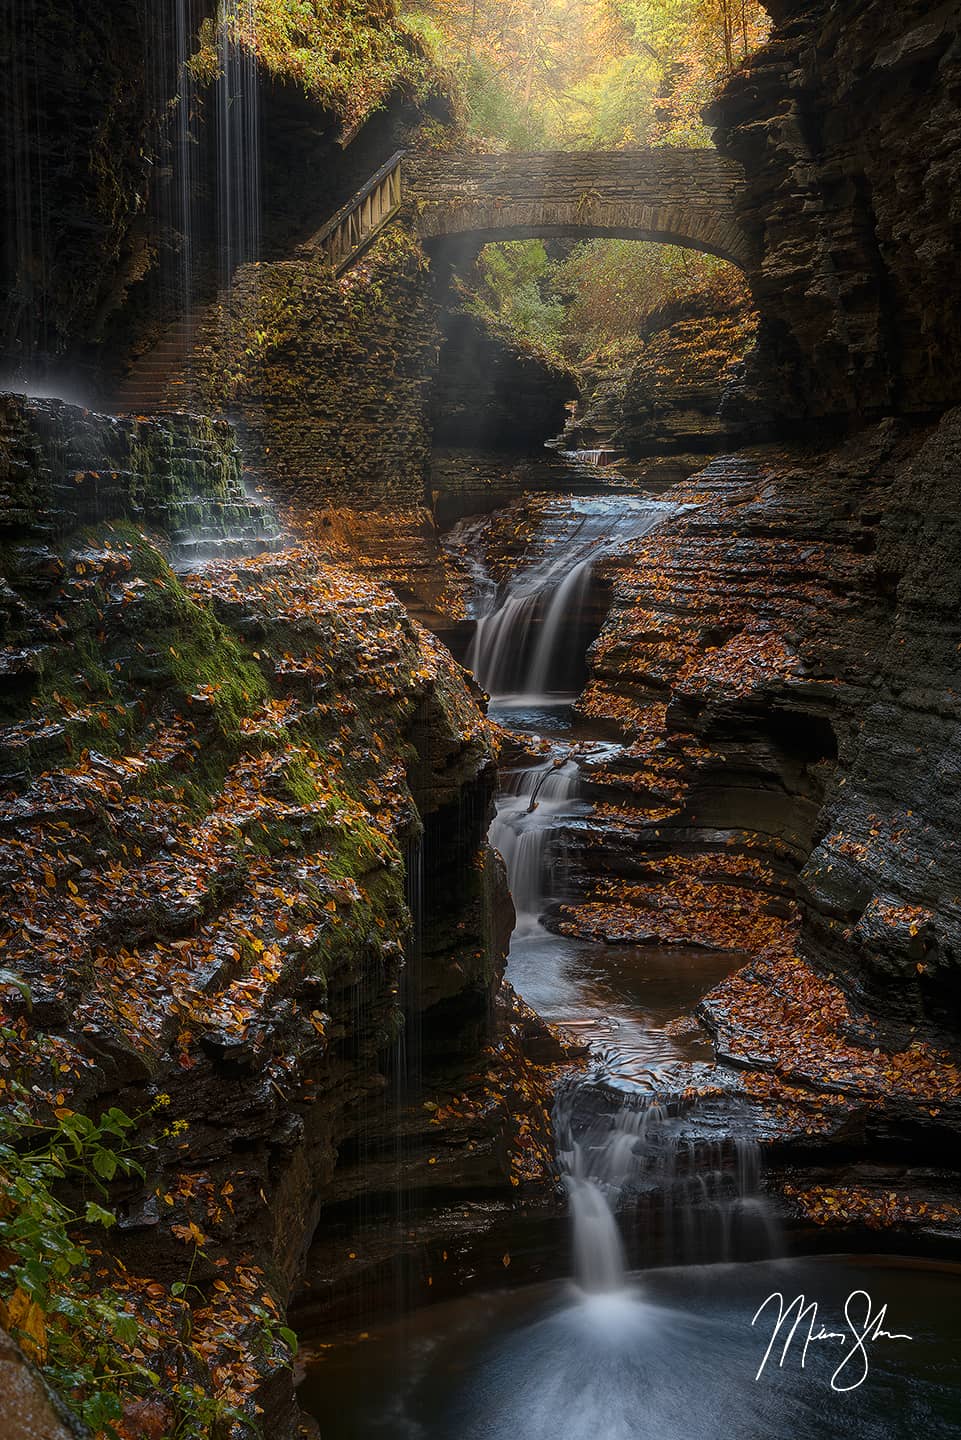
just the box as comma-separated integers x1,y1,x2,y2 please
402,0,770,148
195,0,769,146
459,236,753,371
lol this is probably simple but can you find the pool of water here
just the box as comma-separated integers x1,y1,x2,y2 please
299,1255,961,1440
506,930,736,1084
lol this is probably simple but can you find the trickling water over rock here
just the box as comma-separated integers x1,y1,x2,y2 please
0,393,282,565
457,480,783,1310
467,494,675,702
556,1072,780,1281
489,756,582,934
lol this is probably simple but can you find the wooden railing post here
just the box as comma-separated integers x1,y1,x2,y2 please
308,151,405,275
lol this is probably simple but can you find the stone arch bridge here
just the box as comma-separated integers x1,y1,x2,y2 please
312,148,750,273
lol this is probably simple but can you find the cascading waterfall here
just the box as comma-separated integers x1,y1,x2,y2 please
173,0,197,328
562,447,620,467
143,0,200,360
467,496,670,703
488,756,581,934
468,553,595,701
555,1076,780,1289
216,0,262,292
463,490,778,1299
305,490,960,1440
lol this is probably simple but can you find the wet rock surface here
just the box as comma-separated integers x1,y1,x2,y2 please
712,0,961,425
553,418,961,1236
187,231,441,510
291,981,577,1330
570,283,758,460
0,400,565,1435
0,1329,80,1440
0,394,282,565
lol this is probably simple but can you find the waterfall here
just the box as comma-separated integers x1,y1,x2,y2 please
173,0,197,328
216,0,261,292
466,497,671,703
468,553,596,702
555,1074,781,1289
562,447,620,467
488,756,580,933
467,490,779,1299
566,1177,628,1293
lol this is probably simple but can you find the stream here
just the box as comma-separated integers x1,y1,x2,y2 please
302,482,961,1438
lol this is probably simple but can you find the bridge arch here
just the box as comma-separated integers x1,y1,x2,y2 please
406,150,751,269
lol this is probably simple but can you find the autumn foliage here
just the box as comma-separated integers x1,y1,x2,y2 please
0,506,497,1433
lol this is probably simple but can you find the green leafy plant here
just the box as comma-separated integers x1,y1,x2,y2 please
0,1068,298,1438
0,1082,156,1436
191,0,441,135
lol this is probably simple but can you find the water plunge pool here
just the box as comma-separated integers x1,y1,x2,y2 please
299,1255,961,1439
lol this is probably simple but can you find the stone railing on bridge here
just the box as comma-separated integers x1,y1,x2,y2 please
405,149,750,268
307,147,750,275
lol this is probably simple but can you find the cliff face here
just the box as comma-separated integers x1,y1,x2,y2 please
563,421,961,1233
616,306,752,455
802,412,961,1035
712,0,961,426
432,310,578,453
0,396,561,1436
695,0,961,1038
556,0,961,1232
1,0,183,374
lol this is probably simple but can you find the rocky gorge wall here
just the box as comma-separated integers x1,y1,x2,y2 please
150,224,578,513
4,0,961,1420
554,418,961,1237
712,0,961,426
535,0,961,1234
0,395,563,1438
567,271,758,459
431,309,577,453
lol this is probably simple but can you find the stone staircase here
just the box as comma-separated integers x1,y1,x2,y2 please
114,317,201,416
1,394,283,569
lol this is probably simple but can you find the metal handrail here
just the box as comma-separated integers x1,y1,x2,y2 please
309,150,406,274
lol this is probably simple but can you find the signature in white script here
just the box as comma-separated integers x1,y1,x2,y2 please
751,1290,914,1392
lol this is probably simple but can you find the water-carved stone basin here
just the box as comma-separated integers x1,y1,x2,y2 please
299,1255,961,1439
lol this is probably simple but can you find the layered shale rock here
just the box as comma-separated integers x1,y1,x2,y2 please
559,418,961,1235
0,393,282,565
0,396,563,1436
568,274,758,459
711,0,961,425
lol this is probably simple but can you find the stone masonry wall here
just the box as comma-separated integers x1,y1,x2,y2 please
194,230,440,509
